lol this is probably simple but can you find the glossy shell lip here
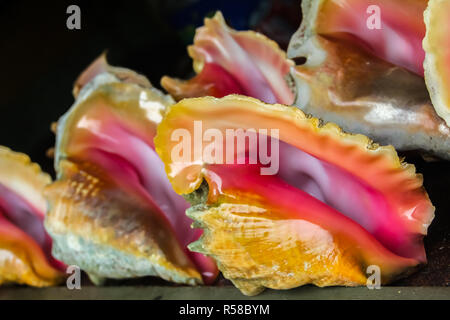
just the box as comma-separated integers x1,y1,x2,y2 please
155,94,434,295
0,146,64,287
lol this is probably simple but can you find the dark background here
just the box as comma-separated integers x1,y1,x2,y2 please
0,0,448,286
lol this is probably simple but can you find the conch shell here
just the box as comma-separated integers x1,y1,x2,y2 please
0,146,64,286
45,57,217,285
155,95,434,296
288,0,428,75
161,11,295,105
287,0,450,159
